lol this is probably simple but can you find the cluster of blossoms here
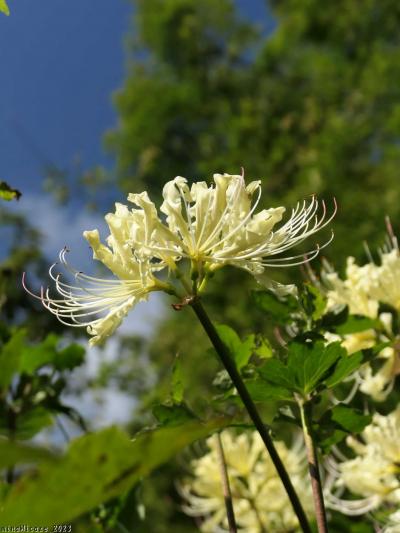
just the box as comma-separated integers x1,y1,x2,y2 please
24,173,333,346
325,405,400,527
179,430,313,532
321,231,400,400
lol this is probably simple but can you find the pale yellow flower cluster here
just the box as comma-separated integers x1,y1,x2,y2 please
180,431,313,532
26,173,332,345
323,248,400,401
326,406,400,517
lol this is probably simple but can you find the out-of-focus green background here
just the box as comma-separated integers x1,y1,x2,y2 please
1,1,400,531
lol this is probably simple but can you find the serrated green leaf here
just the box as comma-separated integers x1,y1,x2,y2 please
288,340,345,394
0,329,26,389
330,406,372,433
0,438,57,470
215,324,255,369
324,351,364,388
316,406,372,452
258,358,296,390
251,289,298,325
336,315,380,335
0,420,228,525
171,355,184,403
0,181,20,198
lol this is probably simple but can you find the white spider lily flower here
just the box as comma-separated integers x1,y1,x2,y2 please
23,246,167,347
325,406,400,517
321,234,400,401
24,172,335,343
157,173,335,277
179,430,313,532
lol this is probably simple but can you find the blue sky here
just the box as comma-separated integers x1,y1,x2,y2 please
0,0,270,198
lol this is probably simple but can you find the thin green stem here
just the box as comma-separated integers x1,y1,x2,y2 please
215,433,237,533
298,399,328,533
190,298,312,533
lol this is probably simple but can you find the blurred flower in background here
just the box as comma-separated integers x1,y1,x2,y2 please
321,229,400,400
179,430,313,532
326,406,400,518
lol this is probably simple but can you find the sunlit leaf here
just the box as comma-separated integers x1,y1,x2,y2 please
0,181,20,199
171,355,184,403
0,329,26,389
0,420,229,524
215,324,255,369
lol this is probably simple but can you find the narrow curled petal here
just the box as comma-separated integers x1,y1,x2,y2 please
23,248,157,346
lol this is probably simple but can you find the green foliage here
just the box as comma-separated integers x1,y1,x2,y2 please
0,181,20,200
215,324,256,369
251,289,299,326
258,340,346,397
0,1,9,16
171,355,184,403
0,418,228,525
317,406,372,451
0,327,86,441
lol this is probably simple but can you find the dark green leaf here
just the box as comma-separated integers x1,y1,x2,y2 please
330,406,372,433
287,340,345,394
336,315,380,335
0,181,20,199
319,305,348,329
324,351,364,388
258,358,296,390
300,284,326,321
55,343,85,370
316,406,371,452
